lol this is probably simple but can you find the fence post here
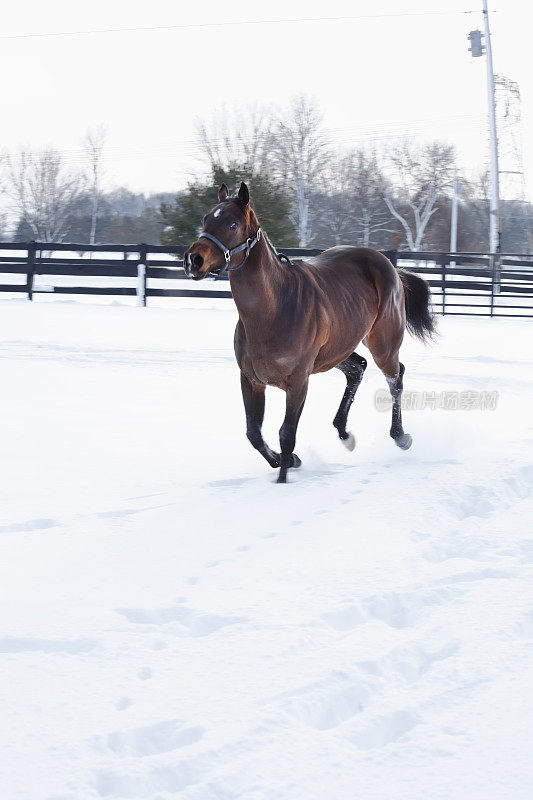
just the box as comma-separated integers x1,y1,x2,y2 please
490,255,495,316
26,241,36,301
441,256,446,316
493,254,501,296
137,244,148,307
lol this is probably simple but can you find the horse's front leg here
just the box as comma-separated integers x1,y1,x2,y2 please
240,372,281,468
277,375,308,484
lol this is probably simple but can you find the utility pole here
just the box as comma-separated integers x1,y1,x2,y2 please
482,0,501,259
468,2,501,290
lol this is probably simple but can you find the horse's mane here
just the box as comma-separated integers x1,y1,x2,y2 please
261,228,293,266
250,208,293,266
229,197,293,267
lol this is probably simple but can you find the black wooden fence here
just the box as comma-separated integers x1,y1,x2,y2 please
0,241,532,318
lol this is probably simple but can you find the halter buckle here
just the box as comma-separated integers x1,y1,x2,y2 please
224,249,231,263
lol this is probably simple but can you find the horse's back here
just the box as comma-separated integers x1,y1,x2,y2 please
304,246,400,293
295,245,403,319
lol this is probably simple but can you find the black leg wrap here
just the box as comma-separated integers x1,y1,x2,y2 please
386,363,412,449
333,352,367,442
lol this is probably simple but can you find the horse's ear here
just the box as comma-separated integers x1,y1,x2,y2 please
238,181,249,207
218,183,229,202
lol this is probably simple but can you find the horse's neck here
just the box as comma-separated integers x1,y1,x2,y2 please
229,238,282,335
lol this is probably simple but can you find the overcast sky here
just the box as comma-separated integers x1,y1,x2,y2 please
2,0,532,199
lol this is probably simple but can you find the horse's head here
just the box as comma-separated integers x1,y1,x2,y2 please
184,182,258,280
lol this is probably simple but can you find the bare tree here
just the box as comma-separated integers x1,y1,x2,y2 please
194,96,329,246
195,103,275,173
313,149,393,247
84,125,106,245
5,149,84,242
270,95,330,246
382,140,455,250
350,150,393,246
314,153,358,245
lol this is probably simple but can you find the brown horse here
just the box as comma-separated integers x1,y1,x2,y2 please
185,182,435,483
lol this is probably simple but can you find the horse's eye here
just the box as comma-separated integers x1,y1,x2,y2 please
230,222,238,230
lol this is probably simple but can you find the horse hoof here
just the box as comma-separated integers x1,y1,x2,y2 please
291,454,302,468
342,432,356,452
395,433,413,450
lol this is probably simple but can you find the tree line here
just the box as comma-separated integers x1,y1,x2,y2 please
1,98,532,253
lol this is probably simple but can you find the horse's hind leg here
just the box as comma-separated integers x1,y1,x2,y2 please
333,352,367,450
240,372,280,468
385,362,412,450
366,326,412,451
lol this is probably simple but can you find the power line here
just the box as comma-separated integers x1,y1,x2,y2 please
1,10,478,40
3,113,487,167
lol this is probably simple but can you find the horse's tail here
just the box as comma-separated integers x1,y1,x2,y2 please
397,269,436,343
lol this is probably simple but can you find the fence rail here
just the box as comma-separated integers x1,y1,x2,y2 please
0,242,532,317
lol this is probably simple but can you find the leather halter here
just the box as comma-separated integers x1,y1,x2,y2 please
199,227,262,275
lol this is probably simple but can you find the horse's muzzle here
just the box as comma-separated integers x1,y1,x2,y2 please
184,249,206,280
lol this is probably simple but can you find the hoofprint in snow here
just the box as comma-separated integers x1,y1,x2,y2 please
0,297,532,800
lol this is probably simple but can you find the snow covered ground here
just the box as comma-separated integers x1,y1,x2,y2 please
1,297,532,800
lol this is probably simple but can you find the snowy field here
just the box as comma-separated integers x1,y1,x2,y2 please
1,297,532,800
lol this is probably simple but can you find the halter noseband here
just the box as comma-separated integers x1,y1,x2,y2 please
199,227,262,275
